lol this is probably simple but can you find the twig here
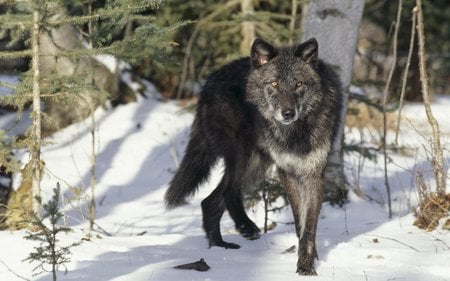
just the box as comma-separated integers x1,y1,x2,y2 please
381,0,403,219
364,234,421,252
0,259,31,281
425,233,450,250
92,222,113,237
394,7,417,144
0,80,17,90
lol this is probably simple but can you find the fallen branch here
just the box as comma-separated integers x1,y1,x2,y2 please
0,259,31,281
364,234,420,252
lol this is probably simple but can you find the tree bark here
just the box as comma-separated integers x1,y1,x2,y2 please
240,0,255,56
39,21,120,135
31,2,42,216
415,0,446,195
301,0,365,204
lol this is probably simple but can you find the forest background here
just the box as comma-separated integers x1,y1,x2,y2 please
0,0,449,280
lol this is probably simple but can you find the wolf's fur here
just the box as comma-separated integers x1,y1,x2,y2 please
165,38,342,275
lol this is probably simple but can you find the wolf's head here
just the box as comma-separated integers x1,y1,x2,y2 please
246,38,323,126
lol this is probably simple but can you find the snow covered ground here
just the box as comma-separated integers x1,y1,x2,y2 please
0,86,449,281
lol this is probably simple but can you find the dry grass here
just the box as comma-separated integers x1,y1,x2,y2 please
346,101,399,131
413,192,450,231
0,161,34,230
414,171,450,231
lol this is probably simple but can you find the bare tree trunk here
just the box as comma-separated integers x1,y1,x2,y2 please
89,112,96,230
31,1,43,216
240,0,255,55
88,1,96,231
289,0,298,44
415,0,446,195
301,0,365,205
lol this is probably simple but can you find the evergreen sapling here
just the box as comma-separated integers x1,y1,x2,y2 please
23,183,79,281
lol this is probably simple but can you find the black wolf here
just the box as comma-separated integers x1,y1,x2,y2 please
165,38,342,275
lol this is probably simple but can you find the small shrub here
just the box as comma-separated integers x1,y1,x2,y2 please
24,183,79,281
245,178,288,233
413,172,450,231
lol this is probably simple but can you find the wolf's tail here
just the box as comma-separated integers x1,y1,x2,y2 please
165,120,216,209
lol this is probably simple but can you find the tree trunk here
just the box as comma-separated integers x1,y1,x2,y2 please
240,0,255,56
39,21,121,135
415,0,446,195
301,0,365,205
31,2,42,216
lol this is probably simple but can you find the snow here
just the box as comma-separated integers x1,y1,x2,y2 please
0,75,18,96
0,87,449,281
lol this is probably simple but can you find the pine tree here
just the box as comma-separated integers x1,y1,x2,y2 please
0,0,182,228
142,0,304,99
244,178,288,233
24,183,79,281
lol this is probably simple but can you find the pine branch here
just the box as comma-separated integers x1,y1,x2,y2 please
0,13,33,28
0,50,33,59
0,2,158,28
48,4,158,26
0,80,17,91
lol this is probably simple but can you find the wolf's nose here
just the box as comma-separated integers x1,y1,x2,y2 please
282,108,295,119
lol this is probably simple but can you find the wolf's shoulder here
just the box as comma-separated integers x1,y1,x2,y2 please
200,58,251,103
206,58,251,84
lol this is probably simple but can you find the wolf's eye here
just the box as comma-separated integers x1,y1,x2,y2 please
271,81,278,87
296,81,303,87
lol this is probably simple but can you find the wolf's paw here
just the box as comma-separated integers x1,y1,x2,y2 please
241,229,261,240
296,266,317,276
237,223,261,240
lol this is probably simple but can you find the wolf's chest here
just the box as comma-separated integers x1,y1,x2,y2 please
268,146,329,176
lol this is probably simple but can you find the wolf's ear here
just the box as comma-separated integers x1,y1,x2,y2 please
294,38,318,64
251,38,277,67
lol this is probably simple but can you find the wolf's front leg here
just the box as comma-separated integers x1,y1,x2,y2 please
279,171,324,275
224,174,261,240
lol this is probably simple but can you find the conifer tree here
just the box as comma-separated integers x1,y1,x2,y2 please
144,0,303,99
0,0,181,228
30,0,44,217
24,183,79,281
